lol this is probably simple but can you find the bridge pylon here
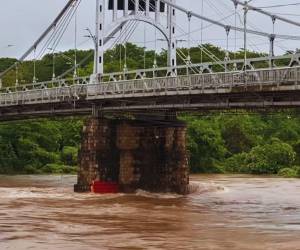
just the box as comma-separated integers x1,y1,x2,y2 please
74,116,189,194
91,0,177,83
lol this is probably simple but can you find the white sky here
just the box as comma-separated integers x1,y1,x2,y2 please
0,0,300,59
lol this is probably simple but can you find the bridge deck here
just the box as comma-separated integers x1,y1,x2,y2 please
1,67,300,120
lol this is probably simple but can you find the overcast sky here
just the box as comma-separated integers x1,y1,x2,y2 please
0,0,300,60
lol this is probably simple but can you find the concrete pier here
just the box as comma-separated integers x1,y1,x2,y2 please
74,118,189,194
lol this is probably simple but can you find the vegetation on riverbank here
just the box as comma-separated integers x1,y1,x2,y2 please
182,113,300,178
0,119,82,174
0,44,299,177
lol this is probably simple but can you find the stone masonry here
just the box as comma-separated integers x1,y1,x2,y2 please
74,118,189,194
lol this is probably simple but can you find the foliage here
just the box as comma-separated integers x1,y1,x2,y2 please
245,139,296,174
183,116,226,173
219,114,264,155
40,164,77,174
222,153,249,173
184,113,300,177
278,168,298,178
61,146,78,166
0,119,82,174
1,44,300,177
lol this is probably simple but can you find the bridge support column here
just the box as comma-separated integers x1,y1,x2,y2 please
74,119,119,192
74,118,189,194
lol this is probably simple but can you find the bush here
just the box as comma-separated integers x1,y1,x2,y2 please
24,165,42,174
0,166,14,175
34,148,60,167
184,117,226,173
40,163,77,174
220,116,263,154
246,139,296,174
61,146,78,166
62,165,77,174
41,164,64,174
293,166,300,177
278,168,297,177
222,153,248,173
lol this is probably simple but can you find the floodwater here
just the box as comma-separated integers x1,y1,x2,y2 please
0,175,300,250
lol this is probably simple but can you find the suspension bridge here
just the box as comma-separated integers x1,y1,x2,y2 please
1,0,300,193
1,0,300,121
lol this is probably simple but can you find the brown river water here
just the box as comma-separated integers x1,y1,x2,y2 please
0,175,300,250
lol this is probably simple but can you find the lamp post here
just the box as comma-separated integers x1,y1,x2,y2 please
243,0,253,72
84,27,97,75
47,48,75,80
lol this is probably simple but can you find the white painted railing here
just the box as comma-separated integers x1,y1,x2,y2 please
1,67,300,107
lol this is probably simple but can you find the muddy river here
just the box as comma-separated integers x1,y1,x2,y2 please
0,175,299,249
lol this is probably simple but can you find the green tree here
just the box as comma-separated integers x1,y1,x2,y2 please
246,139,296,174
184,116,226,173
220,114,264,155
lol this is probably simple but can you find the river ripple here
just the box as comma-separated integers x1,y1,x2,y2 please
0,174,299,250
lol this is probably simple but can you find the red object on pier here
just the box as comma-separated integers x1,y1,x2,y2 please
91,181,119,194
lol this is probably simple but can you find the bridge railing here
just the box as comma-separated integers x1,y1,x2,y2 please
0,76,90,94
94,52,300,82
1,53,300,94
0,84,87,106
1,66,300,107
244,66,300,86
86,66,300,98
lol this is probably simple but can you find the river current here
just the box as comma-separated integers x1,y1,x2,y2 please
0,175,299,250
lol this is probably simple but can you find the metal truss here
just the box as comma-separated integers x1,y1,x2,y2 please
1,66,300,109
1,52,299,94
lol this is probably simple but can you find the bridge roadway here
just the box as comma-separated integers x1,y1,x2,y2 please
1,66,300,121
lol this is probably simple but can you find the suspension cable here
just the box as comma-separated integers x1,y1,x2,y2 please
51,4,79,54
37,2,77,60
143,23,146,70
200,0,204,64
123,25,128,72
225,26,230,61
232,0,300,29
50,1,80,81
119,26,123,72
160,0,300,41
51,25,57,80
270,16,276,58
15,64,19,87
33,47,37,83
74,1,78,78
47,0,80,59
187,12,192,65
111,19,136,47
153,26,158,69
0,0,79,80
164,2,224,67
59,13,137,79
234,2,237,60
174,18,226,69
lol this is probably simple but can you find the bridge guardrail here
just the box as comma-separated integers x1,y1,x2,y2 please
1,67,300,107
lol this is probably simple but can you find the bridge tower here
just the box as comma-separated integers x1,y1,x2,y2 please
91,0,178,83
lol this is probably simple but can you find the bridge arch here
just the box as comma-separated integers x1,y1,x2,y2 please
107,15,171,47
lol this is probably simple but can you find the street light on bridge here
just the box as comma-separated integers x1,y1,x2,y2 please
243,0,254,72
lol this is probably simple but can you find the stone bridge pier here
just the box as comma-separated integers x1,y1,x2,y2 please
74,117,189,194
